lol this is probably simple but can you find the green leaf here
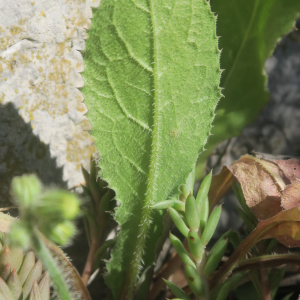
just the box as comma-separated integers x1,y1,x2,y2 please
169,207,189,238
269,268,285,299
82,0,221,298
164,279,191,300
196,0,300,179
210,207,300,289
235,281,259,300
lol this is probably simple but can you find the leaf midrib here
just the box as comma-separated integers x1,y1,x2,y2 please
119,0,161,298
222,0,259,88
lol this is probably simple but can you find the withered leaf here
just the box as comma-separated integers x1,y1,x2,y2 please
282,180,300,210
228,155,285,219
208,154,300,248
274,159,300,184
209,154,300,220
208,166,236,213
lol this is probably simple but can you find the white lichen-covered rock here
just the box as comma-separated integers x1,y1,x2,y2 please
0,0,99,204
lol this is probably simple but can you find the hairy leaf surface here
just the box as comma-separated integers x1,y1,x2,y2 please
82,0,221,298
196,0,300,179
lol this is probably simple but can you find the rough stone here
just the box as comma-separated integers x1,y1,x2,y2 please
0,0,100,205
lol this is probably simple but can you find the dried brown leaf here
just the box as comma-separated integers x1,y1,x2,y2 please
209,155,300,220
282,180,300,210
228,155,285,219
208,167,236,213
274,159,300,184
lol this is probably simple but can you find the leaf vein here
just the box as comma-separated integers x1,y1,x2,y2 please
111,18,153,73
106,68,152,132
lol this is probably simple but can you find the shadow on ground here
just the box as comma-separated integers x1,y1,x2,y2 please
0,102,66,207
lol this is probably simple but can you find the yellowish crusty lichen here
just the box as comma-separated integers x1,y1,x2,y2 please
0,93,5,103
9,26,23,36
0,0,100,194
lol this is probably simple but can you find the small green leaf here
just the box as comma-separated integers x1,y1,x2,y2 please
196,171,212,212
169,233,195,268
282,293,294,300
265,238,278,254
232,183,257,226
22,260,43,300
201,205,222,246
18,251,35,285
93,239,115,270
7,269,22,300
214,272,247,300
228,232,241,250
152,200,185,212
187,230,203,263
81,166,90,190
236,206,256,232
164,279,191,300
29,280,42,300
169,207,189,238
199,196,209,233
204,236,228,277
234,281,260,300
185,264,204,299
173,201,186,212
38,272,50,300
269,268,285,299
180,185,190,200
0,277,14,300
185,194,200,231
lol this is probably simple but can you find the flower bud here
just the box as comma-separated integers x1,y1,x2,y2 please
48,221,76,246
9,222,31,250
34,190,80,223
11,175,41,207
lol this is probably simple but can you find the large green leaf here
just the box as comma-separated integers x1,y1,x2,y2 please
196,0,300,179
82,0,221,298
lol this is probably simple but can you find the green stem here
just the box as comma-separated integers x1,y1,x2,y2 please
233,254,300,274
31,229,73,300
197,252,209,300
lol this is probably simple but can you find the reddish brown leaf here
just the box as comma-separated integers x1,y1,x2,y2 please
275,159,300,184
209,155,300,220
282,180,300,210
208,166,236,213
228,155,285,219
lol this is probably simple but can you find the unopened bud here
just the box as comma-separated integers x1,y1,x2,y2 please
11,175,41,207
35,190,80,222
48,221,76,245
9,221,31,250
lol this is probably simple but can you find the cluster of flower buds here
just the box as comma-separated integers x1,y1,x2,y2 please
10,174,80,247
